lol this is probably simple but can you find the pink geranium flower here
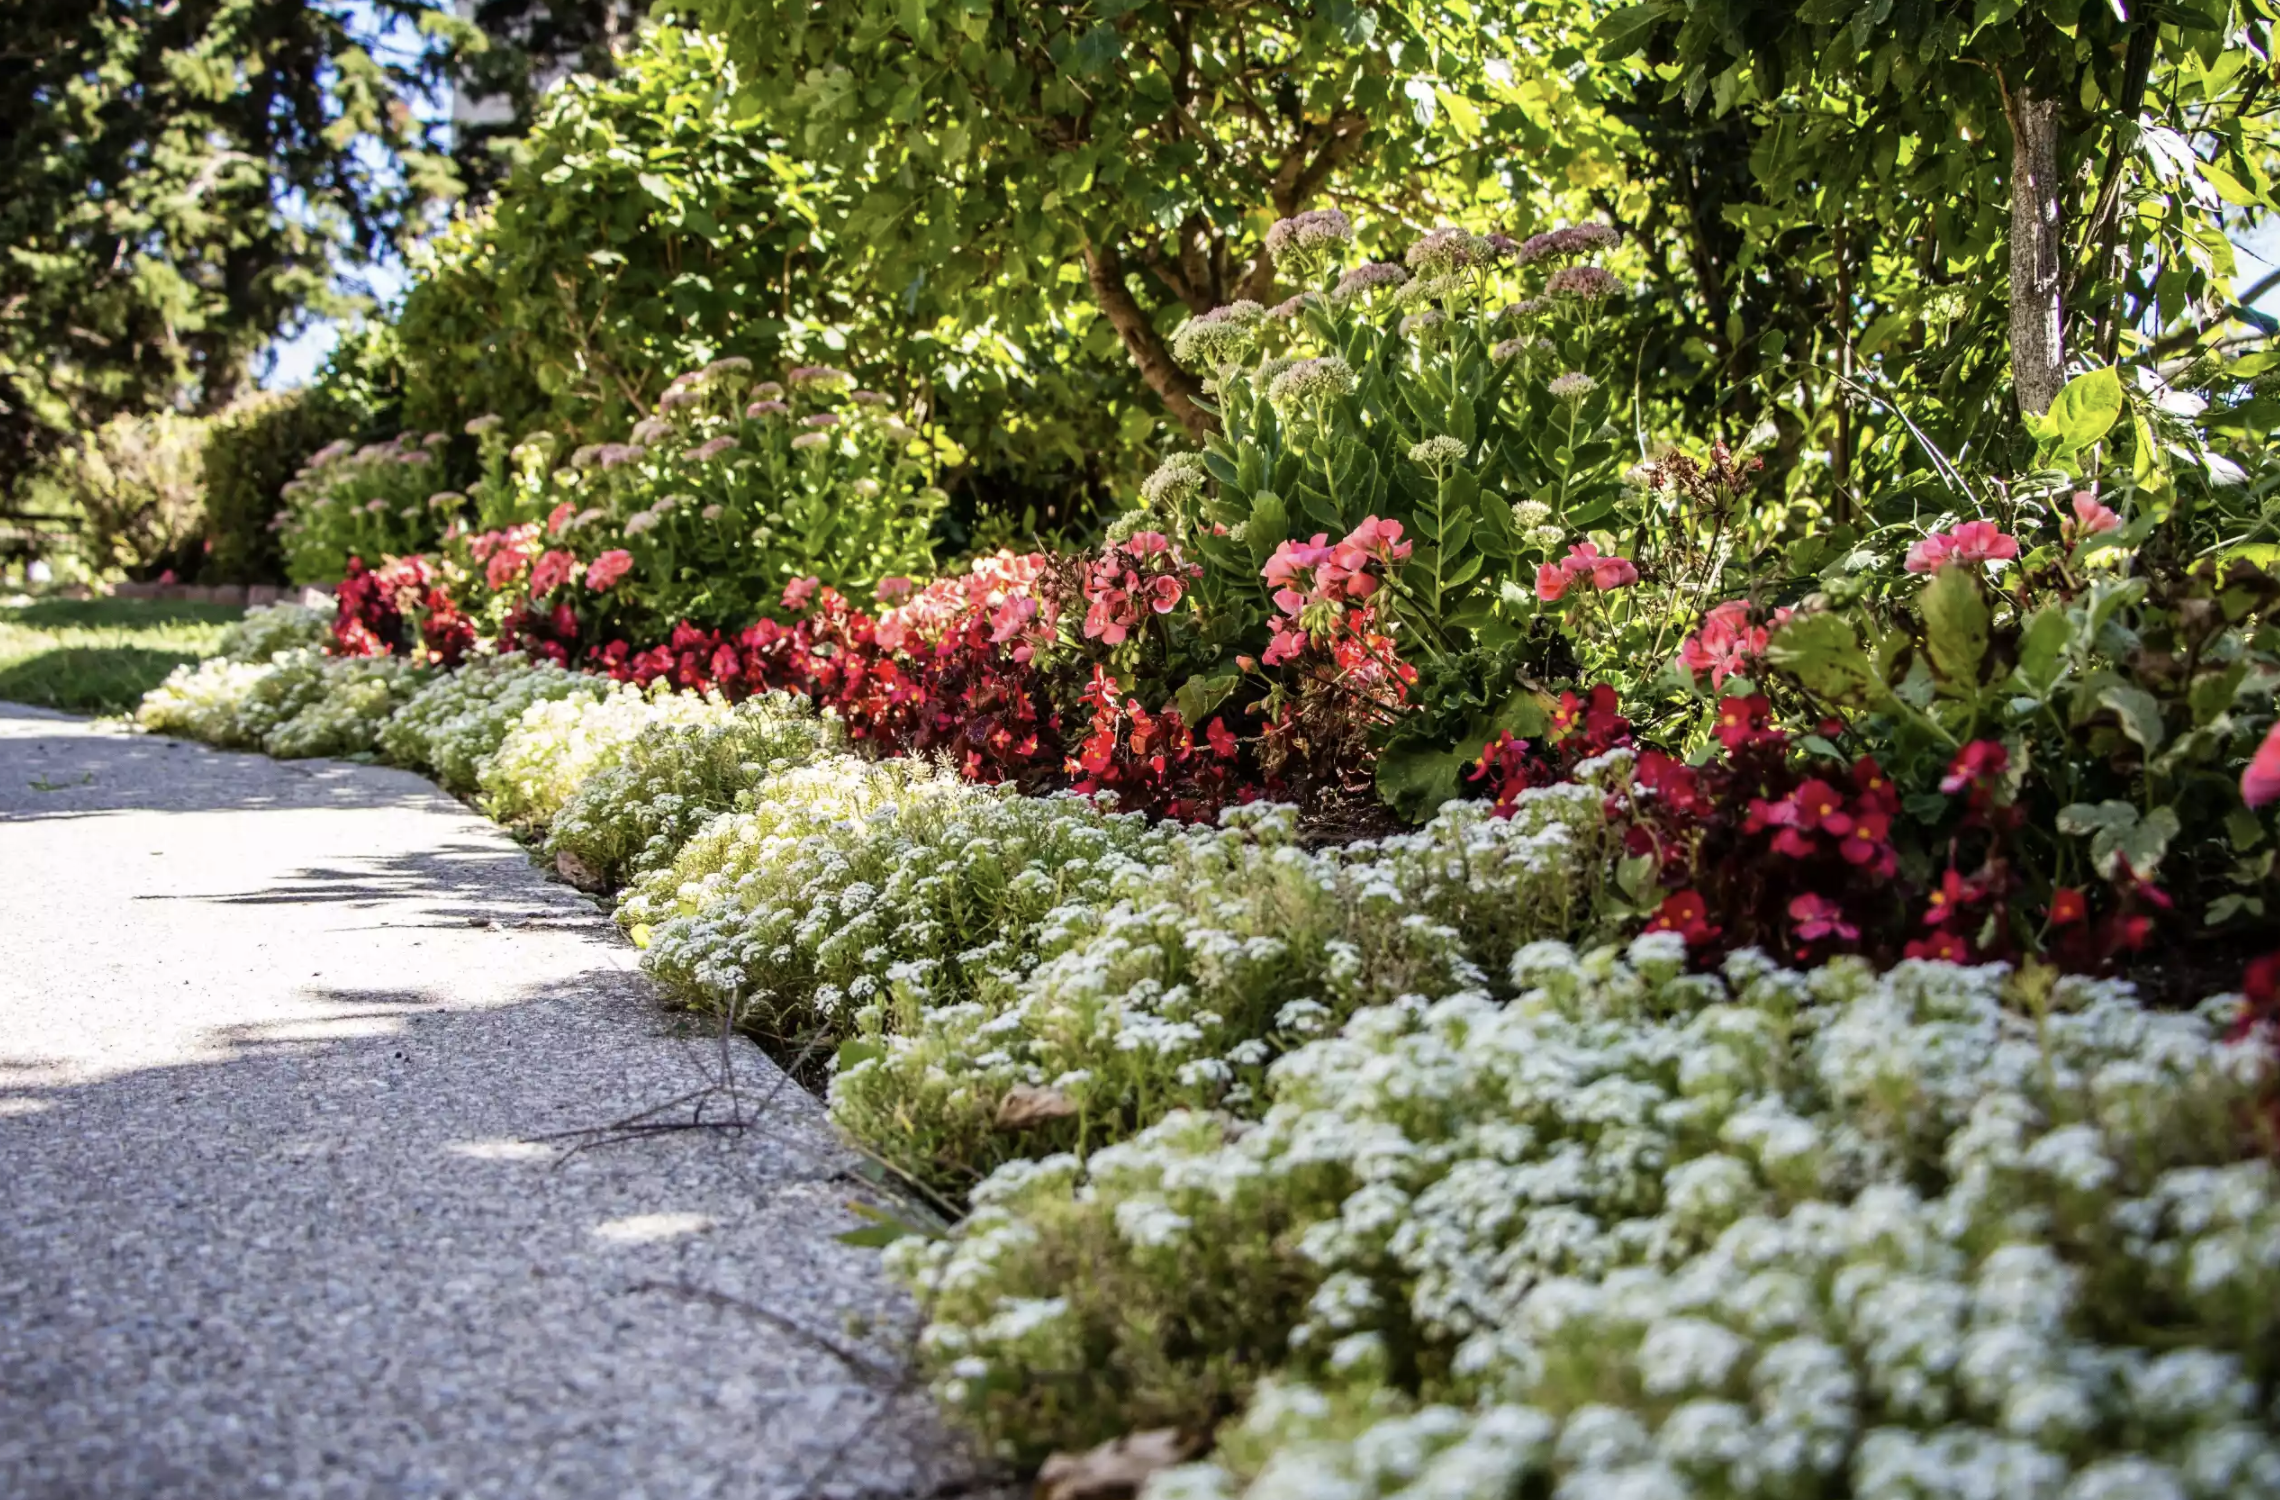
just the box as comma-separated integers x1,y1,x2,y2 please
1263,534,1334,589
2245,720,2280,809
781,576,819,611
1560,541,1637,591
1906,520,2019,574
2066,491,2122,539
1535,562,1572,602
584,549,634,591
1789,893,1858,944
528,548,578,596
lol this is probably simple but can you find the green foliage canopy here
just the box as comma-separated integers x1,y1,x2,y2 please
0,0,461,496
1597,0,2280,501
686,0,1636,436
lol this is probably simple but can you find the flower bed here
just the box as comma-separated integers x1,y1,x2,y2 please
136,204,2280,1499
135,602,2280,1496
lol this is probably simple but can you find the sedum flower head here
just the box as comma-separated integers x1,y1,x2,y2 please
1267,356,1358,409
1265,208,1355,269
1547,266,1623,302
1334,262,1409,301
1405,227,1495,276
1514,223,1623,265
1548,371,1598,402
1173,301,1268,368
1142,452,1210,510
1409,436,1468,470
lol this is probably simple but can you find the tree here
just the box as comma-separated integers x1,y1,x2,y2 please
1599,0,2280,419
688,0,1632,436
0,0,460,496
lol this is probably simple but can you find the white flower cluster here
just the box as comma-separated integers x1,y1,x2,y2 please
628,758,1170,1058
378,654,608,795
477,679,726,826
852,783,1618,1199
137,647,431,759
211,601,334,664
136,656,285,747
896,939,2279,1489
543,691,840,888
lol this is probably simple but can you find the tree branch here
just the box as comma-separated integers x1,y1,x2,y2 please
1083,236,1213,438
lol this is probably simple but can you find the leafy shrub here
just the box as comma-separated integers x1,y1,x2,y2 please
27,410,209,579
250,650,432,760
477,679,727,826
390,29,842,449
895,943,2279,1483
1754,508,2280,963
213,601,334,663
140,647,431,758
830,773,1622,1197
136,657,279,747
626,759,1169,1057
278,433,457,584
543,690,840,888
200,390,366,584
377,654,605,795
546,360,950,633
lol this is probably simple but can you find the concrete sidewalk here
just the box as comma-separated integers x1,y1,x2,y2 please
0,705,994,1500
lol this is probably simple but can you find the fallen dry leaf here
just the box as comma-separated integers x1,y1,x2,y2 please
554,848,604,891
1035,1429,1202,1500
994,1083,1079,1131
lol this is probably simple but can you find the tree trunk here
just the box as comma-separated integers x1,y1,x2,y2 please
1083,238,1214,439
2006,87,2066,415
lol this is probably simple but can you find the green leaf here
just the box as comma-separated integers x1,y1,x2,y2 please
2057,800,2181,877
1172,672,1237,726
2032,366,2124,461
1594,2,1675,59
1245,490,1288,571
835,1199,930,1248
2097,682,2167,754
1920,564,1989,689
1765,612,1890,708
2012,606,2075,693
1374,739,1473,824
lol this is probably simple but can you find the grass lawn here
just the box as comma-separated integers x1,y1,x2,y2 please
0,597,241,717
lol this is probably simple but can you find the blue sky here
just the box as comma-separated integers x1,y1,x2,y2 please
258,0,438,390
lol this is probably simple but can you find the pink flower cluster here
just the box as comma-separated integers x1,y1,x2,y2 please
874,550,1058,663
585,550,634,591
1904,520,2018,574
2063,490,2122,541
1677,599,1792,688
1260,518,1412,666
468,524,543,591
1535,541,1637,602
1082,532,1200,647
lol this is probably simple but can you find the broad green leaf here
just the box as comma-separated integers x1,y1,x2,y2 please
1766,612,1890,708
2057,800,2182,877
1920,564,1989,689
2012,605,2074,693
1245,490,1288,571
2038,366,2124,460
2098,682,2166,754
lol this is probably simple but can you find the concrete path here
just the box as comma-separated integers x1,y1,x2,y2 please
0,705,998,1500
